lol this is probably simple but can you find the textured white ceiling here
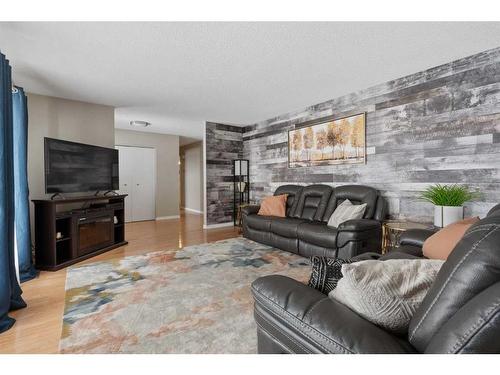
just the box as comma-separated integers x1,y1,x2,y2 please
1,22,500,139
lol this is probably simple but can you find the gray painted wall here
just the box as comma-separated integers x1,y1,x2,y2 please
115,129,180,219
205,122,243,225
206,46,500,225
27,93,116,238
27,93,116,201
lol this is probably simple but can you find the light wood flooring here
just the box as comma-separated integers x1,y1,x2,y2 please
0,211,239,354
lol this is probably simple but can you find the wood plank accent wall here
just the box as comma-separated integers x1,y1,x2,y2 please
205,47,500,225
205,122,244,225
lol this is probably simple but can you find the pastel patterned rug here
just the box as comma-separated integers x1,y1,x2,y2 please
59,237,310,353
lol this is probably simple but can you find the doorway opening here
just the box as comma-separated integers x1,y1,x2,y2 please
179,140,204,216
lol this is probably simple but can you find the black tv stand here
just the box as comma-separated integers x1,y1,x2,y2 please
32,194,128,271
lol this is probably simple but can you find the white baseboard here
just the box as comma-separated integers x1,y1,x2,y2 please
156,215,181,221
182,207,203,214
203,222,234,229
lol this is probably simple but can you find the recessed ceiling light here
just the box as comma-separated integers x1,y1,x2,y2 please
130,120,151,127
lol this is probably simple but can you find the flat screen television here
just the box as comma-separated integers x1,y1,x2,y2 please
44,138,119,194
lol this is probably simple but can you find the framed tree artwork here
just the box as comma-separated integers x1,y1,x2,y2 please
288,112,366,167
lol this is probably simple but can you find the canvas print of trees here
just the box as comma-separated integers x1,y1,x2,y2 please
288,113,366,167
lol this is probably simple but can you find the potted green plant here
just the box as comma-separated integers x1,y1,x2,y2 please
420,184,480,227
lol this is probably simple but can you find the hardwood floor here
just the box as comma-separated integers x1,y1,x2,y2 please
0,211,239,354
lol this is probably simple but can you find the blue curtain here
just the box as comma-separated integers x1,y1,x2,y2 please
13,86,37,282
0,52,26,334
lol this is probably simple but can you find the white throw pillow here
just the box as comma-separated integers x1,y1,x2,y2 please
327,199,367,228
329,259,444,334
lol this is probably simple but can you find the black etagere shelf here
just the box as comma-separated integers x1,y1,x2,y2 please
233,159,249,226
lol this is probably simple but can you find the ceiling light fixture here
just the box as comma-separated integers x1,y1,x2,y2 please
130,120,151,128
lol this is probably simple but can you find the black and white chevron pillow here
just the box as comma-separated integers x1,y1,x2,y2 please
308,256,356,294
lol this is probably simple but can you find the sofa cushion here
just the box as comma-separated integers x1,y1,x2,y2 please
331,259,444,334
323,185,378,221
274,185,303,217
258,194,288,217
308,256,356,294
422,217,479,260
270,217,307,238
245,214,273,232
291,185,332,221
327,199,367,228
297,222,337,249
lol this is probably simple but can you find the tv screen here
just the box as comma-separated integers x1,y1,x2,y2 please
44,138,119,194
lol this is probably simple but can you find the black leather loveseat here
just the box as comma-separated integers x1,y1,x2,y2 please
251,203,500,353
242,184,386,259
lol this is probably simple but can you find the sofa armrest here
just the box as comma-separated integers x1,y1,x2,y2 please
251,275,417,354
425,282,500,354
335,219,382,253
400,228,437,248
337,219,381,232
241,205,260,216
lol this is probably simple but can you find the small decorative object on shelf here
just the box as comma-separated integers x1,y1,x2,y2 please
233,159,249,226
382,220,432,254
420,184,481,227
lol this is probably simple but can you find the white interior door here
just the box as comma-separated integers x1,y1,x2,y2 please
116,146,156,222
131,147,156,221
116,146,133,222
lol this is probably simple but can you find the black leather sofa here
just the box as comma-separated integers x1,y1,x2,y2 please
251,203,500,353
242,184,386,259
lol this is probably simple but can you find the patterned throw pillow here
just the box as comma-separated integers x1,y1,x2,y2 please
308,256,355,294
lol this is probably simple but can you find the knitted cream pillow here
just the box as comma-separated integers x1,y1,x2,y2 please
329,259,444,334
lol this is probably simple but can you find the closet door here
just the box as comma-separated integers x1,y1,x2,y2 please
116,146,133,222
116,146,156,222
130,147,156,221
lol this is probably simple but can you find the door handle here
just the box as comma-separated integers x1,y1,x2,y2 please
136,184,140,186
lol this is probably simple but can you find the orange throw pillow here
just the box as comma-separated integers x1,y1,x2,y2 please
423,217,480,260
257,194,288,217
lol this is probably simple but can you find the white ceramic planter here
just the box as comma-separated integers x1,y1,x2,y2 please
434,205,464,227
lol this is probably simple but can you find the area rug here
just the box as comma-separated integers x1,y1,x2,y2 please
59,237,310,353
